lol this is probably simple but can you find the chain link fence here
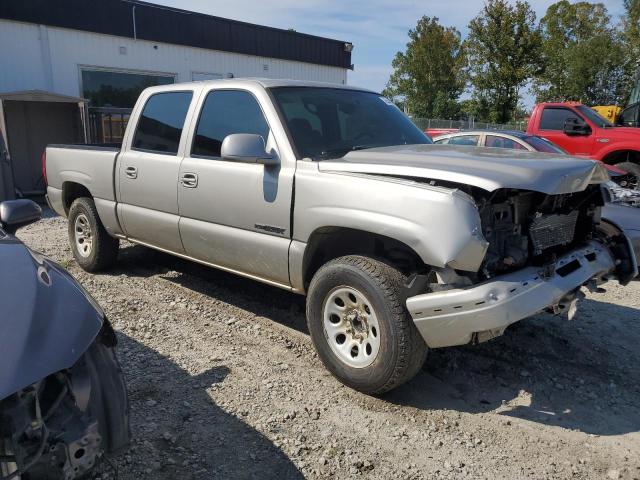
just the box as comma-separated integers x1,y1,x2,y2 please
412,117,527,132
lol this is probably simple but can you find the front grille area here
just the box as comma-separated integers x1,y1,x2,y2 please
529,210,579,255
476,186,604,278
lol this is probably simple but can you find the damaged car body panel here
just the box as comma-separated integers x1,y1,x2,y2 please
310,147,637,349
293,161,489,277
0,237,103,400
407,241,626,348
318,144,611,195
0,207,130,479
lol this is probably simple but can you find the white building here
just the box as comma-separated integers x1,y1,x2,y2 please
0,0,353,197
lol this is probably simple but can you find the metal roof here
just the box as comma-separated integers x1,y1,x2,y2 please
0,0,353,70
0,90,86,103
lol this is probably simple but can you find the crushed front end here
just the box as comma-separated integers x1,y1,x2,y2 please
0,325,129,480
406,185,638,348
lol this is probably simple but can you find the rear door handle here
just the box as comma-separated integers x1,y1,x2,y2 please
180,173,198,188
124,166,138,179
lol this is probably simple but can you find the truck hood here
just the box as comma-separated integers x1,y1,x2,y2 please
601,126,640,139
317,144,610,195
0,234,104,400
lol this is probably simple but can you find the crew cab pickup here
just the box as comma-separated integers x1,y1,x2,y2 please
45,80,638,394
527,102,640,188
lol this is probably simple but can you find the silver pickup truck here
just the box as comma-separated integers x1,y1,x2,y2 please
45,79,638,394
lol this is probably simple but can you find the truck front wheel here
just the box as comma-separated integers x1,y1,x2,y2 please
68,197,119,272
306,255,427,395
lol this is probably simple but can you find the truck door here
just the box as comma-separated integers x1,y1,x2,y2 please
117,88,197,253
537,106,595,157
177,87,294,287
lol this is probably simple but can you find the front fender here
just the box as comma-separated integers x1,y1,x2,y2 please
294,167,489,272
0,238,104,400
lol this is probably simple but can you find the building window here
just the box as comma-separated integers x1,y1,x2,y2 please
82,68,175,144
81,68,175,109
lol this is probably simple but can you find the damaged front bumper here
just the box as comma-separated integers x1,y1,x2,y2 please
406,240,637,348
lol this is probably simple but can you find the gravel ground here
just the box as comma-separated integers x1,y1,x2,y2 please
17,213,640,480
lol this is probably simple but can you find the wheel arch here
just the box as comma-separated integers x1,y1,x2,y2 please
62,181,93,215
600,149,640,165
300,227,426,291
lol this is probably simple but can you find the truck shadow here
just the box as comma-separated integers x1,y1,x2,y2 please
385,299,640,437
111,332,303,480
112,244,640,437
113,244,308,334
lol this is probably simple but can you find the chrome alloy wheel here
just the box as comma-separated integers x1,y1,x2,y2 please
74,213,93,258
322,286,381,368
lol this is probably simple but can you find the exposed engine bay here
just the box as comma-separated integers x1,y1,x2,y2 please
474,186,606,279
0,362,103,480
0,323,128,480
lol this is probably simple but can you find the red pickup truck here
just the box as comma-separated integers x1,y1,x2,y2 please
527,102,640,187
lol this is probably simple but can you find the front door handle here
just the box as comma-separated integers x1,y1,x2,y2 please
180,173,198,188
124,166,138,179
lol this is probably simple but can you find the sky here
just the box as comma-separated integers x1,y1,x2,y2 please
153,0,626,105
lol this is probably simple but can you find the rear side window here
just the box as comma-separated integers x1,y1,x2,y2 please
485,135,526,150
192,90,270,158
539,107,574,130
447,135,479,146
132,91,193,154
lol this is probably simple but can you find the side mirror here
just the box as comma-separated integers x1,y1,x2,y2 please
221,134,279,166
0,199,42,235
563,117,591,136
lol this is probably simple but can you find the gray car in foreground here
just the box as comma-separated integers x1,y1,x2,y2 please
45,79,638,394
0,200,129,479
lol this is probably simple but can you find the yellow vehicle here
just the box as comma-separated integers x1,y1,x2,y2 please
592,105,622,123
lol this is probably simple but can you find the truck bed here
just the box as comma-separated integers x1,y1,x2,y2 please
45,143,120,218
48,142,122,151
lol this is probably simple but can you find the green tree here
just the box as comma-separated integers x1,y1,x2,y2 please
464,0,542,124
383,16,465,118
622,0,640,103
533,1,625,105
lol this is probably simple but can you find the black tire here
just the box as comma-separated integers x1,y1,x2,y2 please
613,161,640,190
306,255,427,395
68,197,119,272
84,322,130,455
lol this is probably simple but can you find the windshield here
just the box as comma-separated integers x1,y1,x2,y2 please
576,105,613,128
270,87,431,160
523,135,567,154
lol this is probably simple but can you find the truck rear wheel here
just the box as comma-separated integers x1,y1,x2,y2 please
68,197,119,272
306,255,427,395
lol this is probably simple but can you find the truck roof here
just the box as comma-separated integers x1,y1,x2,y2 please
534,101,584,108
163,78,376,93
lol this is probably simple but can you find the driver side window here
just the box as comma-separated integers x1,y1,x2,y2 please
192,90,270,159
539,107,574,131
